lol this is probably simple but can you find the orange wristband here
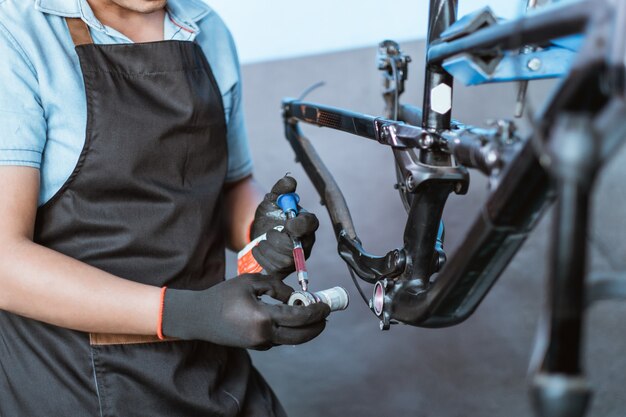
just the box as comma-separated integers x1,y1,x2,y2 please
237,225,284,275
157,286,167,340
237,234,265,274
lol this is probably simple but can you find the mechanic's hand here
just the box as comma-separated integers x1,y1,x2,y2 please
250,176,319,277
162,274,330,350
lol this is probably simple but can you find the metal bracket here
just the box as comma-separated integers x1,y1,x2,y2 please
439,6,498,42
443,45,577,86
394,149,470,195
337,232,405,284
378,40,411,120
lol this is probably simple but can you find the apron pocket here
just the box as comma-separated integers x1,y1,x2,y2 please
90,340,239,417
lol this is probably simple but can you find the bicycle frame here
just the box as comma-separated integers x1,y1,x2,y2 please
282,0,626,415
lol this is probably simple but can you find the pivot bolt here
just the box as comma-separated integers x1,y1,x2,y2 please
405,175,416,192
419,133,436,149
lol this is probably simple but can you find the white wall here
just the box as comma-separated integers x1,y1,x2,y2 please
206,1,523,64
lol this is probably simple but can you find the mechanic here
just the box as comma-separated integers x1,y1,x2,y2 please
0,0,329,415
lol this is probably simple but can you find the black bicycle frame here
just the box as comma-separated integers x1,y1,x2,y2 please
282,1,626,415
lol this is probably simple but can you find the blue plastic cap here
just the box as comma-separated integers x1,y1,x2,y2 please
277,193,300,214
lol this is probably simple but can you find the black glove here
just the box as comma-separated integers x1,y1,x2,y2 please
162,274,330,350
251,176,319,276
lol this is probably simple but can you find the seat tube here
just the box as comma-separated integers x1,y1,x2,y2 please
422,0,457,166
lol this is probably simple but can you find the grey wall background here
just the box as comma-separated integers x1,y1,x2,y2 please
225,40,626,417
207,0,520,64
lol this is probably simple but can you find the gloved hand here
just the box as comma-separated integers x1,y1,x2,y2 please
162,274,330,350
249,176,319,276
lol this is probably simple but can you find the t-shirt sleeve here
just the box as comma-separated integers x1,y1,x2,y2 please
0,21,46,169
222,28,253,183
224,78,253,183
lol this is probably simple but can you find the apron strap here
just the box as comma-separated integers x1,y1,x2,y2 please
65,18,94,46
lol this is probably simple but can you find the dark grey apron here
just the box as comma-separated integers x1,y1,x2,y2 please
0,17,286,417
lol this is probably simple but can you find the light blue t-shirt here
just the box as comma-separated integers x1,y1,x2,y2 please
0,0,253,206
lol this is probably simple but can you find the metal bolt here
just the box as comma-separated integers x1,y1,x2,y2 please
420,133,435,149
405,175,415,191
527,57,542,71
486,150,499,165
